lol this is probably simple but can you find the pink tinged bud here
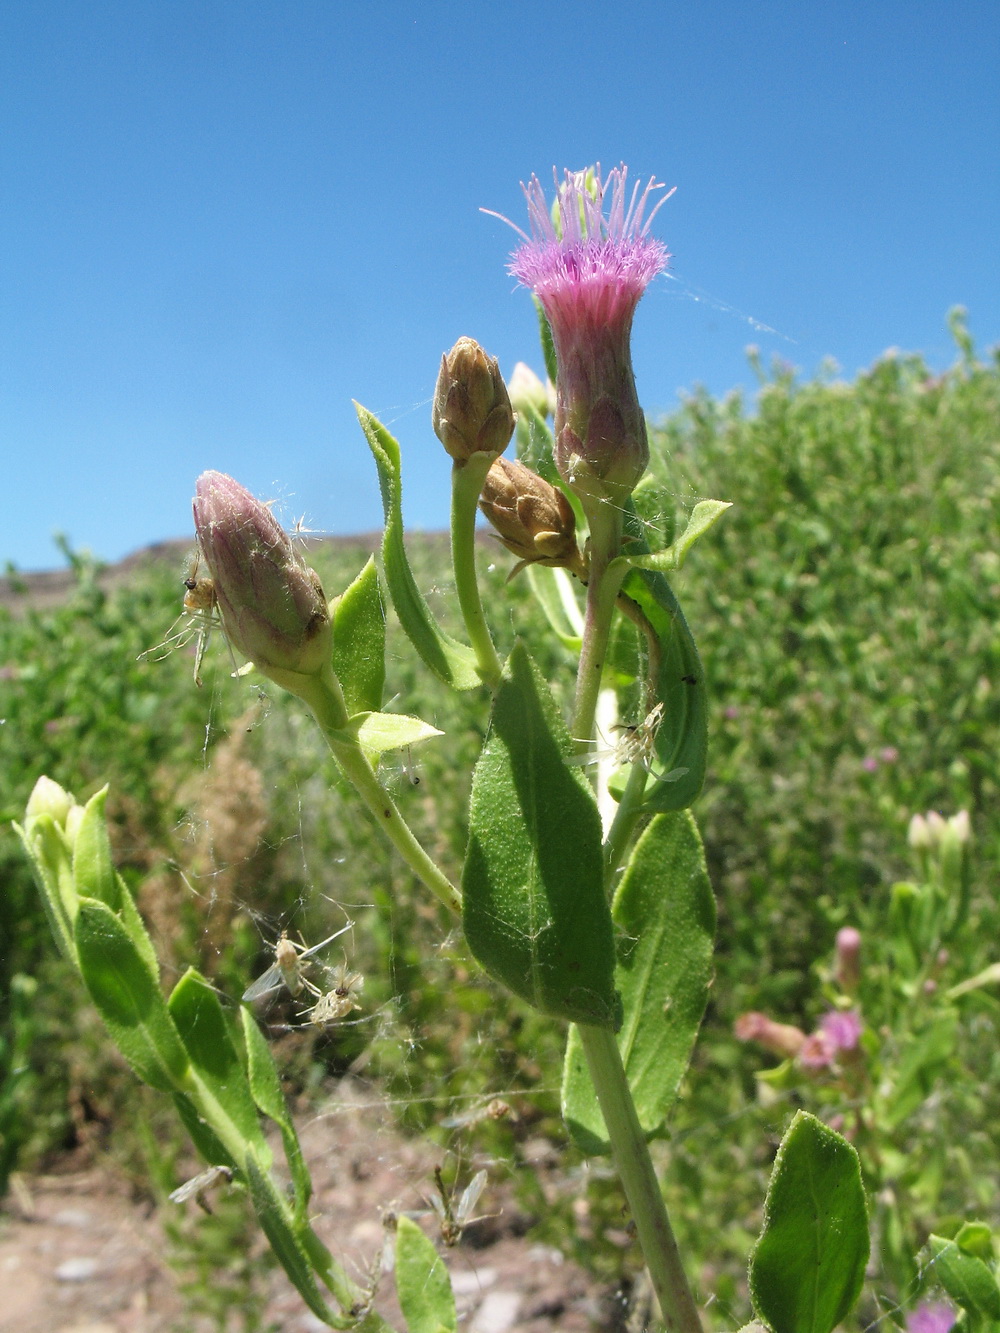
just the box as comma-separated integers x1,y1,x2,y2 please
907,812,931,850
926,810,947,844
797,1030,835,1070
498,164,672,506
432,338,515,464
192,472,332,686
734,1011,806,1059
507,362,550,419
835,927,862,993
948,809,971,844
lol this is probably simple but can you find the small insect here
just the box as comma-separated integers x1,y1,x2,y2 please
440,1098,513,1130
570,701,667,772
303,963,364,1026
138,552,220,687
430,1167,490,1247
168,1164,233,1213
241,923,352,1004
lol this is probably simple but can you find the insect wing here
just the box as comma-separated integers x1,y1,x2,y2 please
241,961,285,1004
454,1170,488,1227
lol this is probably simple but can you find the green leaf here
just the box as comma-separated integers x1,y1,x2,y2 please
394,1216,457,1333
168,969,268,1161
625,500,732,573
750,1111,869,1333
617,568,708,812
241,1006,312,1218
74,898,190,1093
882,1011,959,1130
525,565,583,652
463,643,619,1028
562,812,716,1153
73,787,121,910
244,1151,344,1328
534,296,558,388
13,816,77,963
355,403,480,690
331,556,386,715
926,1235,1000,1319
349,710,444,762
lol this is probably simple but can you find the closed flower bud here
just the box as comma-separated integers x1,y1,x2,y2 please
432,337,515,463
193,471,332,691
733,1011,806,1060
507,362,550,419
25,775,76,829
907,812,931,850
834,926,862,993
479,456,585,579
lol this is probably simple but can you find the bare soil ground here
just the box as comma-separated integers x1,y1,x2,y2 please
0,1080,625,1333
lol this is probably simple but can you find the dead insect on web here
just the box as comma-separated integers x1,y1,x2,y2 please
303,963,364,1026
168,1164,234,1214
440,1098,513,1130
569,701,673,774
138,552,220,687
430,1166,490,1246
241,923,352,1004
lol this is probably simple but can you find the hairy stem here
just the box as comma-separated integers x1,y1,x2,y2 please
451,454,503,688
577,1025,702,1333
301,666,462,916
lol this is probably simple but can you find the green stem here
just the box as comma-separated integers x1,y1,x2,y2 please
301,666,462,917
451,455,503,688
577,1025,701,1333
572,505,628,747
603,758,648,882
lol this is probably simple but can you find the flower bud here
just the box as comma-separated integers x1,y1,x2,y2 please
907,813,931,850
733,1011,806,1059
432,338,515,464
478,457,585,579
507,362,550,419
25,775,75,829
834,926,862,994
192,472,332,691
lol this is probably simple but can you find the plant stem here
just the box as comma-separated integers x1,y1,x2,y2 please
301,666,462,917
451,454,503,688
577,1024,702,1333
572,505,628,748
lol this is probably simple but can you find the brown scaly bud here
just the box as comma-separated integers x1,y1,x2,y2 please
432,337,515,464
478,456,585,580
193,471,332,693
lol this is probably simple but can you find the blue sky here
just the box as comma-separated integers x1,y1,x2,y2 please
3,1,998,571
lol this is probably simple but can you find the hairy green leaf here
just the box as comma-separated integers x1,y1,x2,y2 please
355,403,480,690
331,556,386,715
750,1111,869,1333
463,643,619,1027
168,969,268,1162
395,1216,457,1333
14,815,77,963
72,787,120,910
351,710,444,761
241,1006,312,1218
75,898,189,1093
926,1235,1000,1319
563,812,716,1152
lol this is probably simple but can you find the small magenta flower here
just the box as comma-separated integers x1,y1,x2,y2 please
496,165,673,509
907,1303,956,1333
193,471,332,694
820,1008,862,1051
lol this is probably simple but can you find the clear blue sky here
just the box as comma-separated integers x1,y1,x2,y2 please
3,1,997,571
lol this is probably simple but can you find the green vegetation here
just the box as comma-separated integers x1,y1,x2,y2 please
3,312,999,1324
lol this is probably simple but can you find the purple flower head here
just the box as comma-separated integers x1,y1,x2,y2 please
493,165,673,509
820,1008,863,1052
907,1303,956,1333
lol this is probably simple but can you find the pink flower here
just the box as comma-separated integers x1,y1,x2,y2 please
494,165,673,507
798,1030,836,1069
834,927,862,993
907,1303,955,1333
820,1009,862,1051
